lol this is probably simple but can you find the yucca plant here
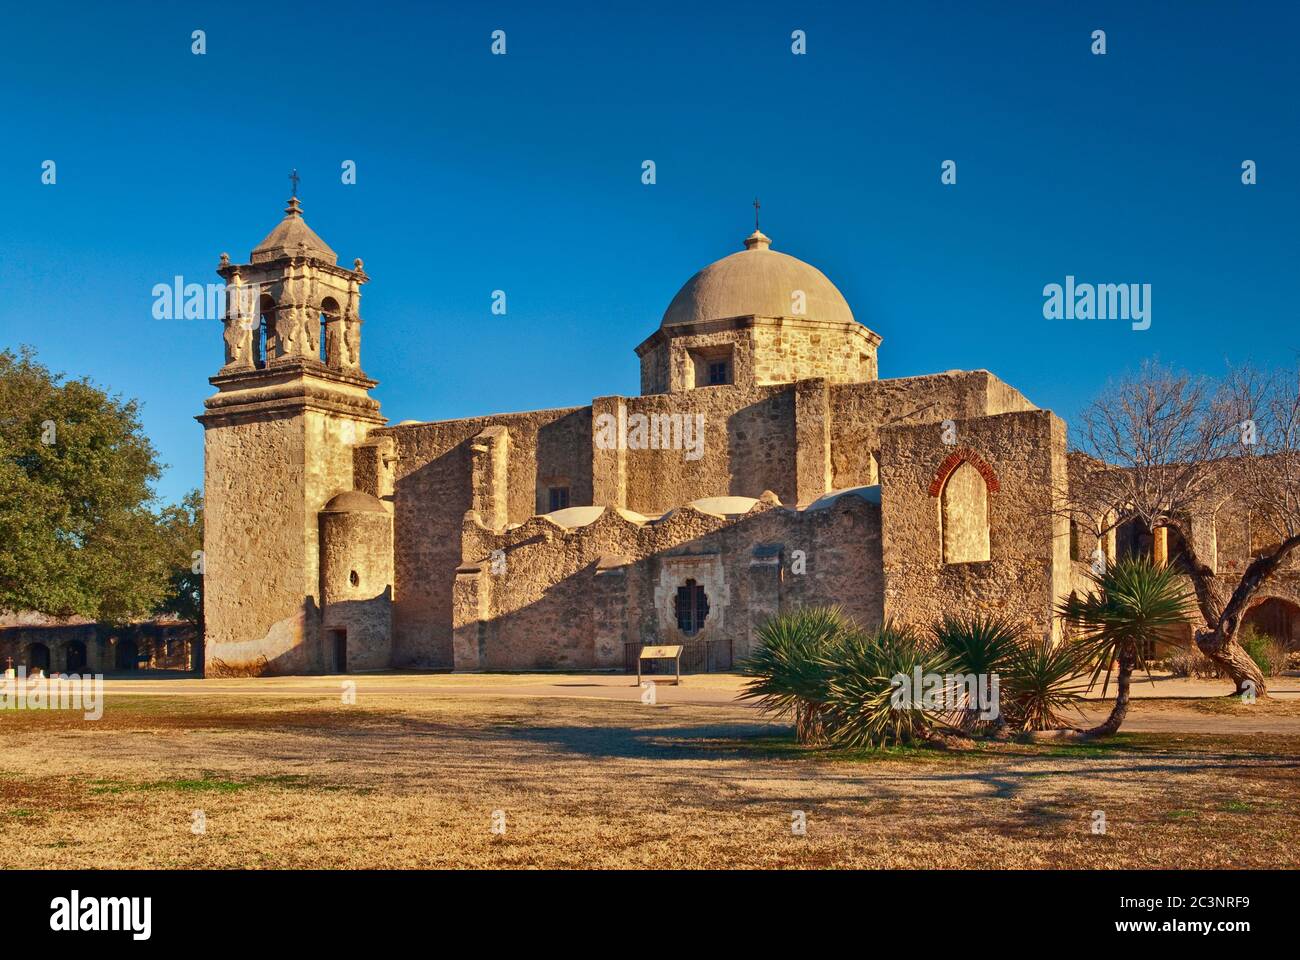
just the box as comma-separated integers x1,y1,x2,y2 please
931,613,1022,731
821,622,960,748
1000,636,1090,731
738,606,851,744
1057,557,1194,737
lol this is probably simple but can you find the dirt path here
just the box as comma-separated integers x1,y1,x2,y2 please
2,684,1297,868
94,671,1300,735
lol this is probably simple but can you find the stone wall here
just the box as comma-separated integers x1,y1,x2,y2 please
452,492,882,671
320,493,394,671
828,371,1036,491
637,324,758,396
0,616,195,674
617,384,797,514
202,410,315,673
637,316,879,395
369,406,592,668
360,369,1046,670
879,408,1068,643
750,318,878,385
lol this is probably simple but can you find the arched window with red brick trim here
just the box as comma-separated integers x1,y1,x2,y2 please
940,460,990,563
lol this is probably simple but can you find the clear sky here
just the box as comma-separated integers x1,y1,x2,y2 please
2,1,1296,505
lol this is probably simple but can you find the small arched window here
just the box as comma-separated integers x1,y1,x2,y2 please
256,294,277,367
319,297,341,366
940,461,990,563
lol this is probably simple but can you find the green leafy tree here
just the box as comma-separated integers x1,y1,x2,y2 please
156,489,203,622
0,346,173,621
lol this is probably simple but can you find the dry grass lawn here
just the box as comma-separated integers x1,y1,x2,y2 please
2,680,1298,869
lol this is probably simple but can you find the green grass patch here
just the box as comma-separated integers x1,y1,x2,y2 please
722,733,985,765
89,772,314,795
1218,799,1253,813
1036,734,1149,758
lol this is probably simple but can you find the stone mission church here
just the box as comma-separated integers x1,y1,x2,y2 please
200,196,1077,675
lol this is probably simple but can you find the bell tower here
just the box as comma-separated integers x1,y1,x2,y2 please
198,192,385,674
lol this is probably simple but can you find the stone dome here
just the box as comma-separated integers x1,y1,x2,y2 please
252,197,337,265
321,491,387,514
661,231,856,329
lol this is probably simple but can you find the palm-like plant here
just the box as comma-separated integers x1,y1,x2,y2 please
931,614,1022,731
1056,557,1194,736
822,623,959,748
738,606,851,744
1000,636,1090,732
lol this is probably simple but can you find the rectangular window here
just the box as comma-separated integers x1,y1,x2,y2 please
708,361,729,386
548,486,570,512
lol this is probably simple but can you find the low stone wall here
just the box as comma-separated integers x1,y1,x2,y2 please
0,617,196,674
451,492,883,671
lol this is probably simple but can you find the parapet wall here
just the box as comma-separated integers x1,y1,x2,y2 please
828,370,1037,491
451,492,883,671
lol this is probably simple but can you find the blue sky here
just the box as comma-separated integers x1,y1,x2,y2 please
2,1,1296,505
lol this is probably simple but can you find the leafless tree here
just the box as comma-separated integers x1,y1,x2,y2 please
1059,360,1300,697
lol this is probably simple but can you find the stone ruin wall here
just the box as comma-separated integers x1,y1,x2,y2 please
452,494,883,671
879,408,1069,644
358,369,1048,670
1060,456,1300,645
0,620,195,674
827,371,1037,491
367,406,592,669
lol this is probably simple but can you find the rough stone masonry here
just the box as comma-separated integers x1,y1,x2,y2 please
198,201,1300,675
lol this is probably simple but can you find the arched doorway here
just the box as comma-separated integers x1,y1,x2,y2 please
65,640,88,674
1115,516,1154,561
27,642,50,674
114,637,139,671
1243,597,1300,649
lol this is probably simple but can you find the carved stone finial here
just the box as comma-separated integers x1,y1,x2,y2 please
219,252,230,267
354,258,364,272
